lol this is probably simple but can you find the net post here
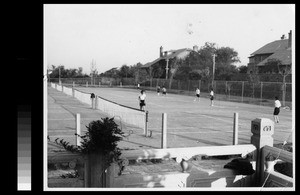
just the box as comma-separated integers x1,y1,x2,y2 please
76,113,81,147
95,95,98,109
91,94,95,109
233,112,238,145
145,111,149,137
161,113,167,148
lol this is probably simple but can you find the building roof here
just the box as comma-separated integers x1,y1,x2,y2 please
250,39,289,56
257,48,292,66
141,48,193,68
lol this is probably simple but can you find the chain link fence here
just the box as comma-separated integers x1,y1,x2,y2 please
48,77,292,108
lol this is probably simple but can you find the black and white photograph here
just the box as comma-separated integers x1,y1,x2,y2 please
43,4,295,191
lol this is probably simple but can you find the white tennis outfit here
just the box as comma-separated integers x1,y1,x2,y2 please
139,94,146,100
275,100,281,108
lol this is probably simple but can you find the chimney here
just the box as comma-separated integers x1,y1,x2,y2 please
288,30,292,48
164,51,168,57
160,46,163,57
193,45,198,51
281,34,286,40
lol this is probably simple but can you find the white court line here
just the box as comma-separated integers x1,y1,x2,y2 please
48,135,75,138
48,129,75,132
148,130,249,134
180,112,250,128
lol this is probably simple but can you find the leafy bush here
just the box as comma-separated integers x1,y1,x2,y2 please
55,117,124,168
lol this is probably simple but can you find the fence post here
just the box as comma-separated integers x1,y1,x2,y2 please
225,81,228,96
241,81,244,103
75,113,81,147
199,80,201,91
283,82,286,106
86,81,88,87
233,113,238,145
260,82,263,106
161,113,167,148
73,81,75,88
99,82,101,87
252,83,255,100
250,118,274,186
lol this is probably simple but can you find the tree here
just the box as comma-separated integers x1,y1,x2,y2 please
215,65,239,81
119,64,131,78
171,42,240,83
215,46,240,67
238,65,248,73
276,60,292,106
132,62,148,83
247,64,260,98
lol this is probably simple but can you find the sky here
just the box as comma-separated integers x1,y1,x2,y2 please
44,4,295,74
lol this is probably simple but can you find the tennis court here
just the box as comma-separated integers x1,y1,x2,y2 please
72,86,293,148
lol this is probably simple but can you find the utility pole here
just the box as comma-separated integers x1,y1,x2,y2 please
212,54,216,87
165,59,169,80
59,65,61,85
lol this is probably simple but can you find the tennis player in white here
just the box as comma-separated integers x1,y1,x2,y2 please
138,90,146,110
194,88,200,101
273,96,281,123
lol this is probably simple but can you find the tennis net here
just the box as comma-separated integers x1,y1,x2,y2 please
50,83,147,134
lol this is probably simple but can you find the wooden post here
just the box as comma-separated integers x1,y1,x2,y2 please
106,163,116,187
233,113,238,145
91,98,95,109
250,118,274,186
76,113,81,147
260,82,263,106
84,156,91,187
145,111,149,137
89,153,106,187
73,81,75,88
241,81,244,103
225,81,228,95
161,113,167,149
86,81,88,87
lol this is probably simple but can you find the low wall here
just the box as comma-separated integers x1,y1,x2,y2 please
109,163,254,188
106,144,256,188
261,145,293,188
